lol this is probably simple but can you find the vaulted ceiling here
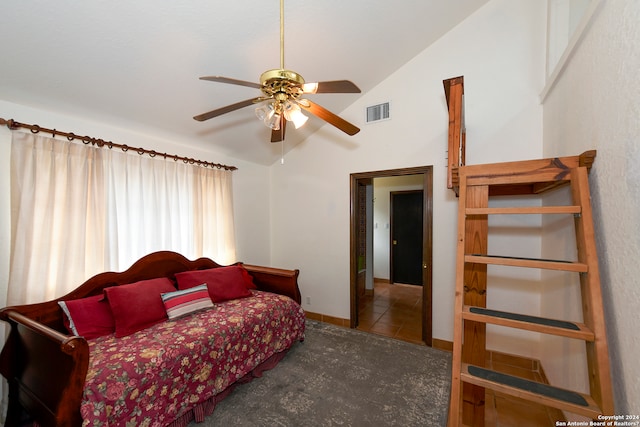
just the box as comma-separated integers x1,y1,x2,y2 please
1,1,489,165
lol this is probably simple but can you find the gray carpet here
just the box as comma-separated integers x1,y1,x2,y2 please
197,320,452,426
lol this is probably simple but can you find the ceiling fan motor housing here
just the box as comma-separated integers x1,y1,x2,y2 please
260,69,306,104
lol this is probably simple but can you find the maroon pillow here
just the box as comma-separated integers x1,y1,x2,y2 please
238,264,258,290
58,295,115,339
104,277,176,338
175,266,252,303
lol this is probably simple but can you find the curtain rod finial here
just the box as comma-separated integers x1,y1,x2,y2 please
1,118,19,130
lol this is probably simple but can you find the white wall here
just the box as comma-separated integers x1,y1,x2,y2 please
269,0,546,354
540,0,640,415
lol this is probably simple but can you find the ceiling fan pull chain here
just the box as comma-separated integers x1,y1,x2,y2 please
281,140,285,164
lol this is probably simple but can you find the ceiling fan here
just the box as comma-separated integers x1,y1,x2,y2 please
193,0,361,143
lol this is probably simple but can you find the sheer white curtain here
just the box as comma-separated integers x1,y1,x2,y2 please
7,131,236,306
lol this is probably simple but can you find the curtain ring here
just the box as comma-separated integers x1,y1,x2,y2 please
149,150,156,157
67,132,76,141
51,129,57,138
121,145,129,152
136,147,145,155
30,124,40,134
107,142,113,149
82,137,91,145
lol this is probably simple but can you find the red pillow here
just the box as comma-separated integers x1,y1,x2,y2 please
104,277,176,338
175,266,252,303
238,264,258,290
58,295,115,339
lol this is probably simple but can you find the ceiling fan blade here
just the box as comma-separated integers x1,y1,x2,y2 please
299,100,360,136
193,97,263,122
271,116,286,143
199,76,262,89
303,80,361,94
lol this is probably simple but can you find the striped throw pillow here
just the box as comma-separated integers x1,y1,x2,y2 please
161,284,214,319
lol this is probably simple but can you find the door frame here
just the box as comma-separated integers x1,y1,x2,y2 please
349,166,433,346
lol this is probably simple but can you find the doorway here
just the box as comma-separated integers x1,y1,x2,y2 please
349,166,433,346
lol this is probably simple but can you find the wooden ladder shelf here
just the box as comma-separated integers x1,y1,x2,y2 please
447,151,614,426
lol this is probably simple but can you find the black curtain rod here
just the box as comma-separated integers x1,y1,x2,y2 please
0,118,237,171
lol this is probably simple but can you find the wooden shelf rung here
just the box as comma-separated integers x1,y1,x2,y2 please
466,206,581,215
465,254,588,272
460,364,603,419
462,306,595,341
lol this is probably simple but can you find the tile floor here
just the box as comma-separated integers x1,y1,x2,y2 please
356,280,424,344
356,280,566,426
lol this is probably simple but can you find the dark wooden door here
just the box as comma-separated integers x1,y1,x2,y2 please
391,191,423,285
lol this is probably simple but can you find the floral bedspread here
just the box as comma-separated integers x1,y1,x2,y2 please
80,291,306,426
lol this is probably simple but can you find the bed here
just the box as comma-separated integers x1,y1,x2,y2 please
0,251,306,427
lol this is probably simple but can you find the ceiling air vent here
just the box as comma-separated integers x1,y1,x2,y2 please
365,102,390,124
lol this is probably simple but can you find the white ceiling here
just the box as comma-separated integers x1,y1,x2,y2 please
0,1,488,165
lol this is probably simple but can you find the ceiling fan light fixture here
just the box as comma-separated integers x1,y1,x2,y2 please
266,113,281,130
302,82,319,94
255,104,272,121
283,101,308,129
255,104,281,130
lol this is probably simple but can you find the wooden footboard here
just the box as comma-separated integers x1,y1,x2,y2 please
0,312,88,427
243,264,301,304
0,251,302,427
